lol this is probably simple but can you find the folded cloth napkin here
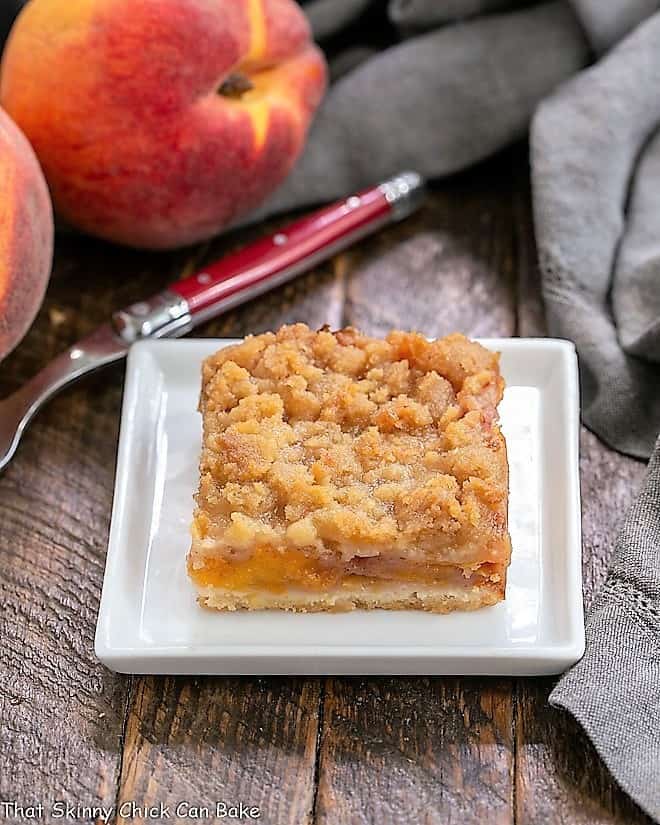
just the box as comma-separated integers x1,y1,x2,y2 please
532,10,660,460
304,0,373,39
549,435,660,821
387,0,530,30
569,0,660,54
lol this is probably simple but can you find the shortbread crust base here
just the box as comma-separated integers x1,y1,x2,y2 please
195,581,504,613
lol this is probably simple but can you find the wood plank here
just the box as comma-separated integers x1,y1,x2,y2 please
118,676,321,823
316,677,514,825
0,234,185,813
344,160,517,339
315,151,521,825
0,217,340,819
116,220,345,825
512,171,652,825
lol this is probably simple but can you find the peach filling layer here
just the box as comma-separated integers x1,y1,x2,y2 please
188,547,502,594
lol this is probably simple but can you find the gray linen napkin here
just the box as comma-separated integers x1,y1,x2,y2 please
549,436,660,822
531,10,660,460
304,0,373,40
387,0,530,30
569,0,660,54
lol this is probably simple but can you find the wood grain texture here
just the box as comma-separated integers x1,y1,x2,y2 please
0,236,156,813
344,158,517,339
315,155,520,825
118,677,321,823
0,144,650,825
316,677,514,825
115,222,344,824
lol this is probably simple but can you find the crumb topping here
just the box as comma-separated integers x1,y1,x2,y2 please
192,324,509,566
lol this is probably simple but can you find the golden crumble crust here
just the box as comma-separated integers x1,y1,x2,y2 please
190,324,510,590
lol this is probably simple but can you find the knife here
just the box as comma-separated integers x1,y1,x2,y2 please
0,171,425,472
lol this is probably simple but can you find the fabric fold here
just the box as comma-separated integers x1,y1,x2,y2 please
531,11,660,459
549,436,660,823
612,128,660,363
302,0,373,41
568,0,660,54
388,0,530,30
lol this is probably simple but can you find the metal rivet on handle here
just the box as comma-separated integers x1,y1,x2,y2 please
346,196,361,209
197,272,211,284
273,233,288,246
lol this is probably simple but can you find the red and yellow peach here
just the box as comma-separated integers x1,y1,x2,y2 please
0,0,326,249
0,107,54,360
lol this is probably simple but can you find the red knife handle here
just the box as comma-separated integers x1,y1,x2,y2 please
111,171,425,343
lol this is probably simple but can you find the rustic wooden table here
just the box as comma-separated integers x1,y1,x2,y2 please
0,145,652,825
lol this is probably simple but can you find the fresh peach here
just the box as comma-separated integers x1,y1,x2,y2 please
0,0,327,249
0,107,54,361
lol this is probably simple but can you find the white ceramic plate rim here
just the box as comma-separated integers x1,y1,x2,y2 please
95,337,584,675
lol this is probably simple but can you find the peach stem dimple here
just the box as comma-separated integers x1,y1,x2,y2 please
218,72,255,99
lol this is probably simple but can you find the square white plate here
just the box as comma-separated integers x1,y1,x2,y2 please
95,337,584,675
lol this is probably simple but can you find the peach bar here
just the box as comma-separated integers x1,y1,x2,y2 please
188,324,511,612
